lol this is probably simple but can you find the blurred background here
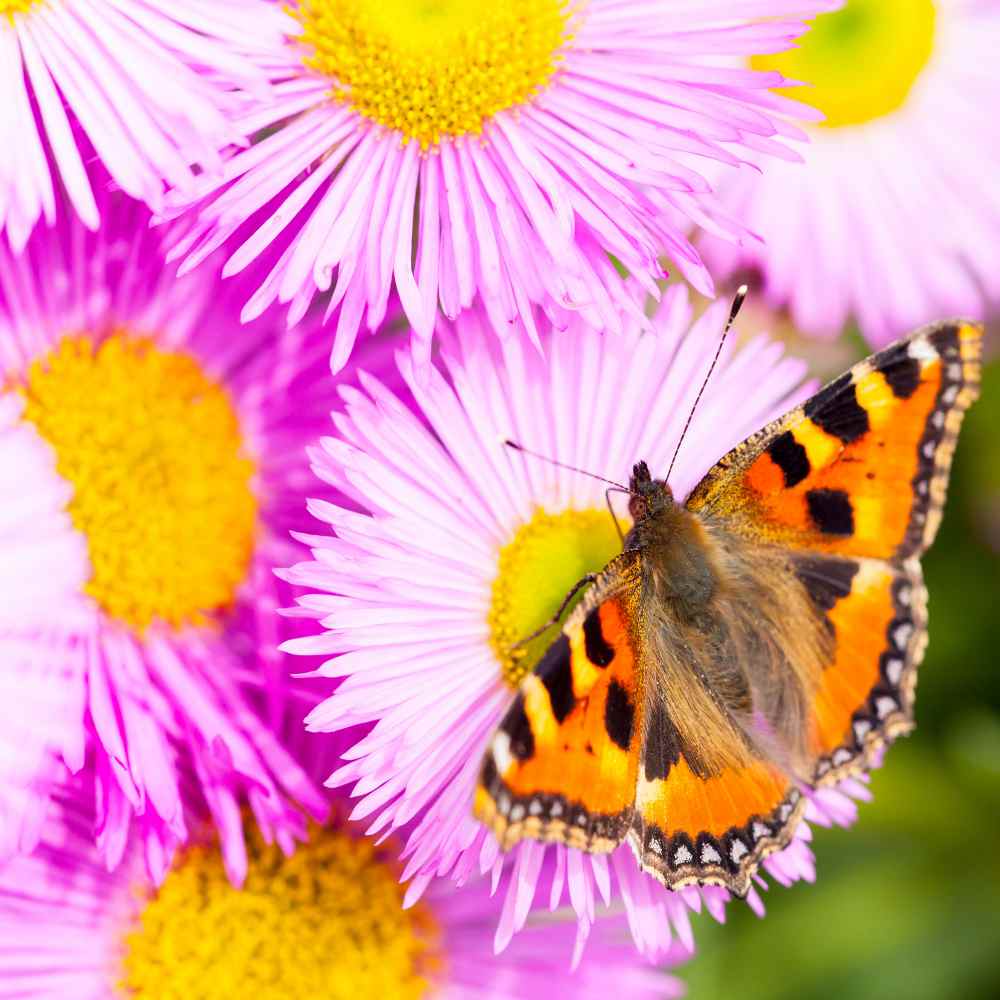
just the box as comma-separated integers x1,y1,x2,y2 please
683,329,1000,1000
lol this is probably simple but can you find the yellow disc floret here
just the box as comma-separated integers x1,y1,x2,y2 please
489,507,623,688
1,0,40,21
121,822,441,1000
753,0,937,128
295,0,572,148
19,334,257,631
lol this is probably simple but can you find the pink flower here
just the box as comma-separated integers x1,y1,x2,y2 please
0,710,687,998
701,0,1000,345
168,0,837,370
0,189,339,883
0,0,291,250
281,285,873,957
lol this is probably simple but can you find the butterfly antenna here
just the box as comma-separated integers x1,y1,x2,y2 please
664,284,748,484
502,439,629,491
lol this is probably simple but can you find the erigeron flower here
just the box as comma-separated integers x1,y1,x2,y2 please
0,727,686,998
0,0,291,248
168,0,837,370
0,190,337,881
701,0,1000,345
282,285,874,956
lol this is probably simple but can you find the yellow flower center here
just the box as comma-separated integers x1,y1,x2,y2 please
488,507,622,688
753,0,937,128
18,335,257,631
121,823,441,1000
294,0,572,148
0,0,39,21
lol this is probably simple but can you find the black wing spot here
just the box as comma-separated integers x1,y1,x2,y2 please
804,378,870,443
583,607,614,667
643,700,683,781
538,634,575,723
806,488,854,536
879,343,921,399
793,555,859,611
604,679,634,750
767,431,810,488
481,753,499,788
927,324,960,358
500,694,535,760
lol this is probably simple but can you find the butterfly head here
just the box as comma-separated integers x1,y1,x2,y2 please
628,461,674,522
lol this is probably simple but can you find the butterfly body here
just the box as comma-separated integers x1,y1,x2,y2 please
475,320,983,895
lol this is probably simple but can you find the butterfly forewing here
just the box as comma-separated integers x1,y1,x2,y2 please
476,554,643,853
685,321,982,560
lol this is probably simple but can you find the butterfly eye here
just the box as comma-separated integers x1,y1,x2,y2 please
628,495,648,520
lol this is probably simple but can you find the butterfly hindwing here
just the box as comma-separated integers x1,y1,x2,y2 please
686,321,983,560
792,551,927,784
631,698,803,895
475,555,643,852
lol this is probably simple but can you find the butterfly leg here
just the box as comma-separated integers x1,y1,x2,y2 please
508,573,598,651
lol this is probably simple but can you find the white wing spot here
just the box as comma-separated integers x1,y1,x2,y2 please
752,822,770,841
492,731,513,776
854,718,872,742
885,657,904,686
893,622,914,649
673,844,693,866
730,839,749,863
908,339,938,362
528,798,543,816
876,695,897,719
700,842,722,865
832,747,853,766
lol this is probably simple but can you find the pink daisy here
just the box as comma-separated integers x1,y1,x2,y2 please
0,713,686,998
167,0,838,371
281,285,875,957
0,189,342,884
0,0,292,250
700,0,1000,345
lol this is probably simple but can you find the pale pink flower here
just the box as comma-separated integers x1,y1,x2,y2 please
0,716,687,998
0,190,336,883
282,286,873,957
168,0,837,370
701,0,1000,345
0,0,292,249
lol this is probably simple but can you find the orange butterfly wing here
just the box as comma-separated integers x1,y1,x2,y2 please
475,555,643,852
476,321,983,897
686,321,982,560
630,695,802,895
687,320,982,785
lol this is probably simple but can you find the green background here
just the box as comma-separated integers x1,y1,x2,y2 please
684,343,1000,1000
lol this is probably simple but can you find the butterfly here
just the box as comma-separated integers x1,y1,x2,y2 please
474,318,983,896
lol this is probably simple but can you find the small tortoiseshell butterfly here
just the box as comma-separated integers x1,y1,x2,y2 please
475,319,983,896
